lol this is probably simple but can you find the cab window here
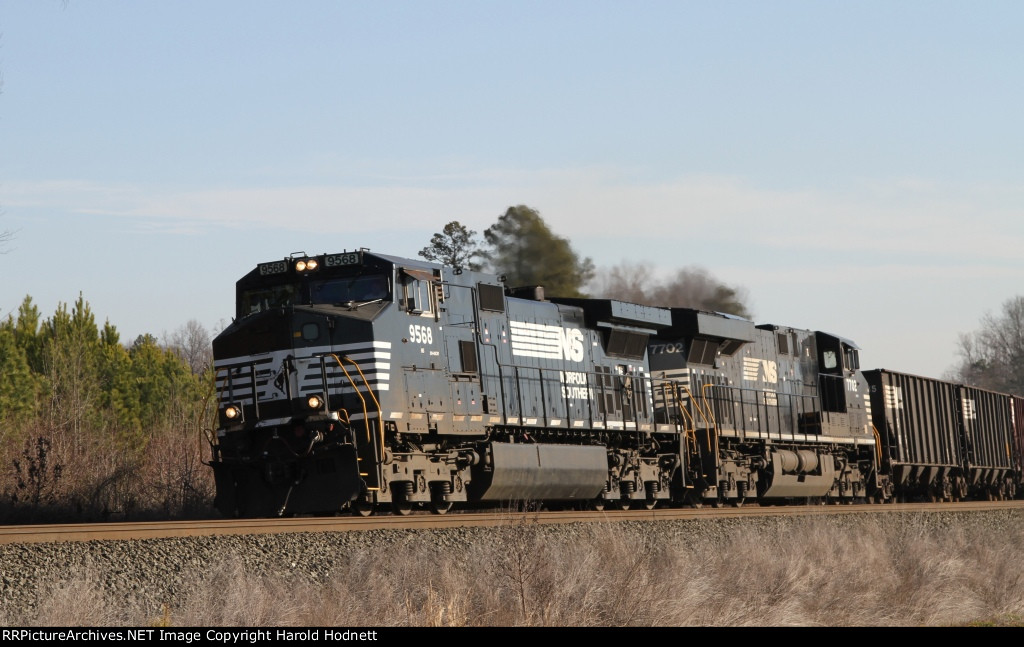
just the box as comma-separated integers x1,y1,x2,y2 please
844,346,860,370
822,350,838,370
401,277,435,316
310,275,390,305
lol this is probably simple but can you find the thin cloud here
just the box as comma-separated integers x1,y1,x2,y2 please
5,170,1023,264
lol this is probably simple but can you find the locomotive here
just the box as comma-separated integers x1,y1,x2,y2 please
207,248,1022,517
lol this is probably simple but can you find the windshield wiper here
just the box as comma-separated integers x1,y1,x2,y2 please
343,298,385,310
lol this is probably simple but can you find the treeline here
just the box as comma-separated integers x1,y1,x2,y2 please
0,295,217,523
1,207,1019,525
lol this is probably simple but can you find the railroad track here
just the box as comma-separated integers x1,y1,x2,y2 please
4,499,1024,545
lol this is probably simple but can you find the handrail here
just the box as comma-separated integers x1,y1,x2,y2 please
326,353,384,463
212,362,262,421
871,424,883,465
670,382,697,441
701,382,721,459
667,382,704,477
677,382,713,452
211,366,228,448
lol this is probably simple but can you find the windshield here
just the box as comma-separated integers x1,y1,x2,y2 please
238,274,391,318
240,283,298,316
310,274,390,305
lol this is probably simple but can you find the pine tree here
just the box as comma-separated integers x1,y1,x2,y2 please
419,221,484,270
483,205,594,297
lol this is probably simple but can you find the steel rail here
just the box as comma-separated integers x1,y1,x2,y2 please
3,500,1024,545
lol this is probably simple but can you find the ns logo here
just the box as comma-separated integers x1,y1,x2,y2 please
509,321,586,362
743,357,778,384
559,327,585,362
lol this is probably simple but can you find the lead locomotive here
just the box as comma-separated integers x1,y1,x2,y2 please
208,249,1019,517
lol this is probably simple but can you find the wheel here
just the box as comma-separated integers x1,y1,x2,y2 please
590,498,606,512
352,499,375,517
350,492,375,517
684,491,704,509
428,483,454,515
391,498,413,516
429,499,453,515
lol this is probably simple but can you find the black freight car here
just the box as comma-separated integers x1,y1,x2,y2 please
862,369,962,501
957,385,1016,500
862,370,1018,501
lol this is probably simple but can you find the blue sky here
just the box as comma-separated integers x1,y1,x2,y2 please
2,1,1022,380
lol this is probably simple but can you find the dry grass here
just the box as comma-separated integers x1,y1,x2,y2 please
5,515,1024,627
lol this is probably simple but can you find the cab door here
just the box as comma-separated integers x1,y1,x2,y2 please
397,267,447,432
816,332,848,413
446,333,485,433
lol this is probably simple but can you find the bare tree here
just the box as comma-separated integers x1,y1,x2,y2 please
588,261,658,303
589,261,752,318
950,295,1024,394
164,320,213,375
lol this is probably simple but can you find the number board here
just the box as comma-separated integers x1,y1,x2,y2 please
324,252,362,268
258,260,288,276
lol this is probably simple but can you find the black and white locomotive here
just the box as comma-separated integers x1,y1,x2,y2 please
208,249,1021,517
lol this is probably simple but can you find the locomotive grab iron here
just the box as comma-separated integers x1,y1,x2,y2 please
208,249,1022,517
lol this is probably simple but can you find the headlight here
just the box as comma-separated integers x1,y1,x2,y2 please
224,405,242,420
306,394,324,410
295,258,319,273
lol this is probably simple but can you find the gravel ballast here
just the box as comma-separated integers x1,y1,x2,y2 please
2,509,1023,625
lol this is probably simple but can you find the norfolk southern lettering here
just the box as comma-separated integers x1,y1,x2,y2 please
560,370,594,400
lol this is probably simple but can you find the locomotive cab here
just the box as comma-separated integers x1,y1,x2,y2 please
815,332,860,413
210,250,427,517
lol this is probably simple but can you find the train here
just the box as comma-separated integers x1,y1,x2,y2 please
206,248,1024,517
